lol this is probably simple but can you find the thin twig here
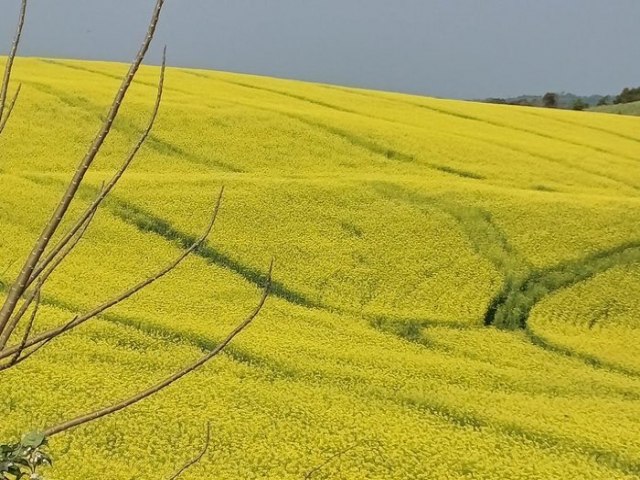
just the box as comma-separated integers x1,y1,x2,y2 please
44,259,273,437
168,422,212,480
0,190,224,363
27,48,168,289
304,443,360,479
0,83,22,136
0,0,27,132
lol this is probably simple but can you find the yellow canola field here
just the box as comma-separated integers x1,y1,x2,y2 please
1,57,640,479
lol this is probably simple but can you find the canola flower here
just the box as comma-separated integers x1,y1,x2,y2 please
0,57,639,479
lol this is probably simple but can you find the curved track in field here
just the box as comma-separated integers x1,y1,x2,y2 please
375,183,640,378
25,80,243,173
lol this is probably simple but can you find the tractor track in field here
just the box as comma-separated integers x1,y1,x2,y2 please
468,137,640,193
485,241,640,329
482,242,640,381
39,61,640,192
220,77,363,116
92,300,640,477
153,66,640,168
101,311,299,379
375,183,640,378
373,182,528,286
181,70,487,180
322,85,640,192
5,67,640,473
105,196,323,310
24,80,243,173
277,111,485,180
4,197,640,473
182,70,378,120
315,88,640,193
399,389,640,478
18,175,319,310
211,95,487,180
16,174,640,378
224,75,609,186
0,239,301,381
525,327,640,379
516,108,640,145
169,70,640,190
41,64,633,192
40,59,195,98
30,71,486,181
218,74,569,183
0,279,300,381
324,85,640,164
401,101,640,163
3,287,640,476
95,190,498,335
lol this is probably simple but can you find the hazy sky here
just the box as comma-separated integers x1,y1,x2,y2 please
1,0,638,99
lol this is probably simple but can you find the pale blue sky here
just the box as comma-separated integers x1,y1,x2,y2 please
1,0,638,99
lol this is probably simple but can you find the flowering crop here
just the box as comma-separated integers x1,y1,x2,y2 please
1,57,640,479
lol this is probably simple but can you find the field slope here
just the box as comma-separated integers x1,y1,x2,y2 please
1,57,640,479
591,100,640,116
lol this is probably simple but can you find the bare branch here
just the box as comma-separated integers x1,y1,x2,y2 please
0,0,166,347
304,443,360,479
168,422,212,480
0,196,97,348
0,0,27,133
0,285,41,372
0,314,77,371
0,189,224,363
43,259,273,437
1,3,275,477
0,200,97,349
27,48,168,290
0,83,22,136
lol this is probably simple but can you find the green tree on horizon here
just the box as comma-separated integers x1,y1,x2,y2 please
542,92,558,108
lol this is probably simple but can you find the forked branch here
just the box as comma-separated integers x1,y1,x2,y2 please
0,196,98,350
43,260,273,436
1,39,166,350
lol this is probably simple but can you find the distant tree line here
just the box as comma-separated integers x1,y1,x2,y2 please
484,92,587,110
483,85,640,111
613,86,640,105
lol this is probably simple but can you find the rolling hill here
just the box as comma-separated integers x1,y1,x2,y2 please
1,57,640,479
591,100,640,117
